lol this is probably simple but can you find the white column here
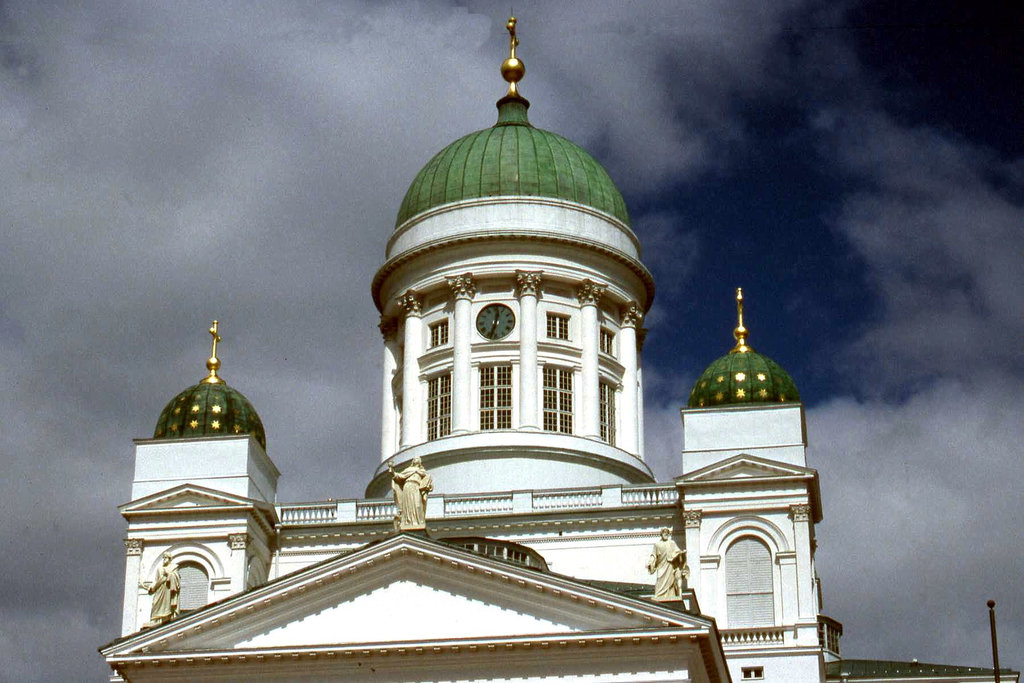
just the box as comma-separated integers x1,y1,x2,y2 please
399,291,423,447
619,303,642,455
121,539,143,635
577,280,606,438
379,317,400,461
637,329,647,460
447,274,476,433
683,510,702,599
791,504,815,620
778,551,799,624
516,271,542,429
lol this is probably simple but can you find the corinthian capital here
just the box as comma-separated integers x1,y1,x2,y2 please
378,316,398,342
515,270,543,298
790,504,812,522
446,273,477,300
399,291,422,315
576,279,607,306
683,509,703,529
621,302,643,328
123,538,143,556
228,533,250,550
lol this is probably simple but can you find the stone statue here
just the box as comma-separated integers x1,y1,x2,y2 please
389,456,433,531
141,552,180,626
647,528,688,601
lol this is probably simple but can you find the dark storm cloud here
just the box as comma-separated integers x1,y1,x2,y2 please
0,1,1019,679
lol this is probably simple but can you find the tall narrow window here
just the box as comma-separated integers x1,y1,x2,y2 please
177,562,209,612
427,373,452,440
429,319,449,348
480,364,512,430
546,313,570,340
599,329,615,356
726,537,774,627
543,367,573,434
599,382,616,444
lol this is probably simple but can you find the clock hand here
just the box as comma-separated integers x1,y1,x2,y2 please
489,315,499,335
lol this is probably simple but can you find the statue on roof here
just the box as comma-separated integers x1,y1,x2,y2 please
389,457,433,531
647,528,688,601
141,552,180,626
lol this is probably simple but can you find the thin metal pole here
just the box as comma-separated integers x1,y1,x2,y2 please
988,600,1001,683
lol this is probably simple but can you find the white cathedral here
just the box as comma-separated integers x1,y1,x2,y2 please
100,19,1016,683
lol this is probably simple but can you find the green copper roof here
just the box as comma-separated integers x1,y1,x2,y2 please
396,97,630,227
688,350,800,408
154,381,266,449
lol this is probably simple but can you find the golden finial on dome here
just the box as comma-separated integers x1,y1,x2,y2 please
501,16,525,98
730,288,753,354
202,320,224,384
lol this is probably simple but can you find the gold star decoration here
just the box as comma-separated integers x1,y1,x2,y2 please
736,389,746,398
735,372,746,382
698,400,705,407
700,381,707,388
173,407,181,415
715,392,724,401
716,375,724,383
779,394,787,402
756,373,766,381
233,424,243,433
156,428,164,437
211,420,220,430
189,419,199,428
211,405,222,414
758,389,768,398
169,424,178,432
191,404,200,413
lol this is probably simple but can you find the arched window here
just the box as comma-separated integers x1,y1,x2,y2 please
725,537,774,628
177,562,209,612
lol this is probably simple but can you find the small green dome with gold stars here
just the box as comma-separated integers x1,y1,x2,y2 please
687,289,801,409
152,321,267,449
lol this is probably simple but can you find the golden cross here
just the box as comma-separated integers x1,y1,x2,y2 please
507,16,519,59
202,320,224,383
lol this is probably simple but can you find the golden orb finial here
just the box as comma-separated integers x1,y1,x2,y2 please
730,288,753,354
501,16,525,97
202,320,224,384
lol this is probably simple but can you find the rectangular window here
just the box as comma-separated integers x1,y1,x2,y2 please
429,319,449,348
741,667,764,680
599,329,614,355
546,313,570,340
480,364,512,430
427,373,452,440
542,367,573,434
599,382,615,444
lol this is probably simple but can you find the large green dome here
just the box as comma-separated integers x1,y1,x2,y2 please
395,97,630,228
688,289,800,408
154,381,266,449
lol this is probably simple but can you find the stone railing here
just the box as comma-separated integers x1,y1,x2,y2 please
277,483,677,526
444,493,514,516
720,627,786,647
817,614,843,657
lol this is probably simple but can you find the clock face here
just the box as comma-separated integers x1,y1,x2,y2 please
476,303,516,340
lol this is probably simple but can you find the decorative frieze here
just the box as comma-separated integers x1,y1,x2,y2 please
790,504,812,522
575,279,607,306
378,316,398,342
446,273,477,300
683,509,703,529
620,302,643,328
123,538,143,556
228,533,250,550
399,291,422,315
515,270,543,297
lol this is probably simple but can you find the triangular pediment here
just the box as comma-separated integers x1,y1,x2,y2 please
680,453,815,483
104,534,712,657
120,483,264,513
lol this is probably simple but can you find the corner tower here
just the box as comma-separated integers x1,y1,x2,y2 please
368,19,655,496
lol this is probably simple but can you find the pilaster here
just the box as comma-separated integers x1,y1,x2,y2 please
121,539,143,636
790,504,815,619
683,509,702,599
619,303,642,455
